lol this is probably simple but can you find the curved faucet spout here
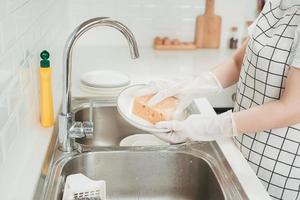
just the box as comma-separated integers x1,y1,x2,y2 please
59,17,140,152
62,17,139,115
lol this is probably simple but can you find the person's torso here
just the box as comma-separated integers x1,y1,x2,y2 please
236,0,300,108
233,1,300,199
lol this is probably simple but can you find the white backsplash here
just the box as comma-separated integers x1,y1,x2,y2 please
0,0,257,169
0,0,68,166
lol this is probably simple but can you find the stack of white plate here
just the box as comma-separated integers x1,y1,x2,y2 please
80,70,131,98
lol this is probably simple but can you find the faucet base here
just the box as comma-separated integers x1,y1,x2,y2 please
58,142,80,152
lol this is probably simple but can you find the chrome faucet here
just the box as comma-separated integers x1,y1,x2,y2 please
58,17,140,152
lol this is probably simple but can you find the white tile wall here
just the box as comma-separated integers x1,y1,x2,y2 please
0,0,67,167
68,0,257,48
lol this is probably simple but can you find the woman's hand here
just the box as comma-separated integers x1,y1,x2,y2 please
153,111,238,144
137,72,223,118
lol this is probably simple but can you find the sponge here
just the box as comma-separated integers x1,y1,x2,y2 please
132,95,178,124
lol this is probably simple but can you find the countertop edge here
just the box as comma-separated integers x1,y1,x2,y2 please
0,121,54,200
194,98,271,200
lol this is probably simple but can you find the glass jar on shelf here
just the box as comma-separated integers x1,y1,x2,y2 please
229,26,239,49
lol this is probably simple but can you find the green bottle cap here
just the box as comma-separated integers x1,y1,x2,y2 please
40,50,50,68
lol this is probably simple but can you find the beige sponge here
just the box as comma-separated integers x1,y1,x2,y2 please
132,95,178,124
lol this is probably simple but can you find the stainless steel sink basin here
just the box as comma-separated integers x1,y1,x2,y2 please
75,105,143,146
35,99,248,200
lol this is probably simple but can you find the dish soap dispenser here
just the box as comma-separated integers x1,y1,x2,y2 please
40,50,54,127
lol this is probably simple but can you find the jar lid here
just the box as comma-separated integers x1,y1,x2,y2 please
231,27,238,32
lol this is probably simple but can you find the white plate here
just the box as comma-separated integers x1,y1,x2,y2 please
120,134,169,146
117,84,186,133
80,83,128,92
80,70,131,88
80,83,126,95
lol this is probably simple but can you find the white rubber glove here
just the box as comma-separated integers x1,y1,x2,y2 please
154,111,238,144
137,72,223,118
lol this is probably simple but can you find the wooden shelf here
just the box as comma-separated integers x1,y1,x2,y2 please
154,43,198,51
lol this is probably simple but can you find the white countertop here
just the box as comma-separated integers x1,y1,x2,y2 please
0,47,270,200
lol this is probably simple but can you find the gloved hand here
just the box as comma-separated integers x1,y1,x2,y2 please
154,110,238,144
137,72,223,118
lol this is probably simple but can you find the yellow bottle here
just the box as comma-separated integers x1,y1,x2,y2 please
39,50,54,127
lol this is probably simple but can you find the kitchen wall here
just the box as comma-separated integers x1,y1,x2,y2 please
0,0,67,168
68,0,257,48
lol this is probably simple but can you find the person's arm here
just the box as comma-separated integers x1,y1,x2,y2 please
233,67,300,133
154,66,300,144
213,38,249,88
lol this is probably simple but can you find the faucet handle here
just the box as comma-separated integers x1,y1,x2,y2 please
83,121,94,138
69,122,85,138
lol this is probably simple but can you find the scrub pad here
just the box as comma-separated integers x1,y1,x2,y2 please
132,95,178,124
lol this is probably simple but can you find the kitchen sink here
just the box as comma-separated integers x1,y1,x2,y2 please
35,98,248,200
75,105,143,146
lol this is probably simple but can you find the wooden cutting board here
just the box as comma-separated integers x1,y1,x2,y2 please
194,0,222,48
